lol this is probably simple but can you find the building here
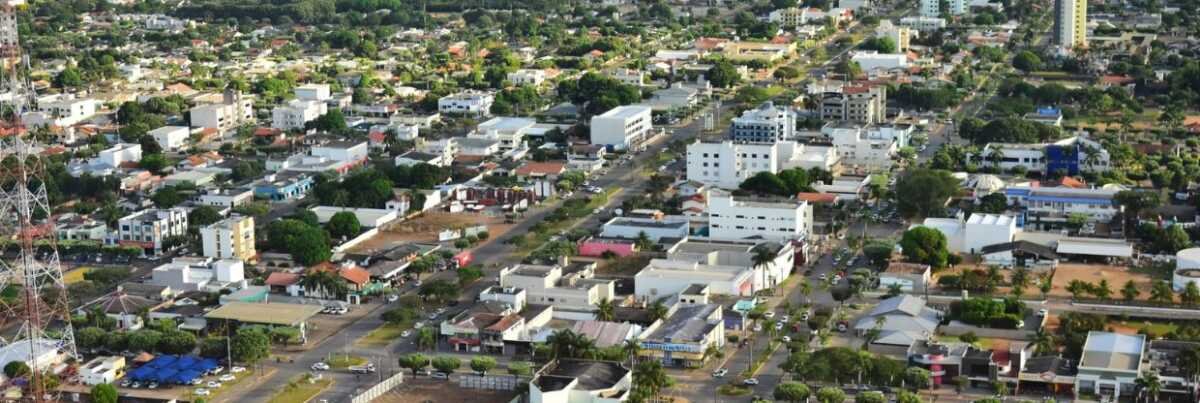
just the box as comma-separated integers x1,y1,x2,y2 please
1004,186,1121,226
22,94,100,127
310,206,398,229
642,83,701,112
606,68,646,86
826,124,900,171
708,191,813,242
529,360,632,403
148,126,189,151
1024,106,1064,127
1146,340,1200,400
149,257,245,293
507,69,547,86
769,7,823,27
1054,0,1087,51
474,117,535,151
440,303,524,353
189,90,254,135
1075,332,1144,399
118,208,188,255
820,85,887,125
205,302,323,342
498,263,615,314
916,213,1018,254
438,90,494,116
876,20,914,52
920,0,939,17
253,171,314,202
67,143,143,177
977,136,1110,175
197,188,254,208
600,216,689,241
854,295,942,357
686,140,839,189
272,99,328,130
0,339,67,378
730,102,795,142
850,51,909,72
590,105,652,151
294,83,331,102
638,304,724,367
636,239,795,298
879,262,931,294
80,356,126,386
200,216,256,262
899,16,947,31
721,41,795,63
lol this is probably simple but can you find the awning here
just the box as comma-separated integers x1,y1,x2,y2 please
1056,239,1133,258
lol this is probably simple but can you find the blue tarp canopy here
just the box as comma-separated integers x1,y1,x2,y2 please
126,355,219,384
152,368,178,383
175,356,197,369
194,358,219,372
128,366,155,381
146,355,178,368
170,369,202,384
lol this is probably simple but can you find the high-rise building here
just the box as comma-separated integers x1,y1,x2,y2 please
200,216,256,262
920,0,940,18
730,102,795,142
1054,0,1087,50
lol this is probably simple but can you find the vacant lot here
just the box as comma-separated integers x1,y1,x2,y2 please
372,378,519,403
348,211,516,253
1049,263,1155,300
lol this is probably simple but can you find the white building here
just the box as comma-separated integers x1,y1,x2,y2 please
730,102,795,142
976,136,1111,174
685,140,839,189
606,68,647,86
529,360,632,403
117,208,188,255
915,213,1019,254
850,51,910,71
311,140,369,164
590,105,653,151
200,215,256,262
198,188,254,208
294,83,331,101
310,206,399,229
600,217,690,241
22,94,100,127
68,143,142,177
438,91,494,117
1075,332,1145,399
149,257,245,292
507,69,547,86
473,117,535,151
272,99,328,130
899,16,947,31
826,124,900,171
498,263,615,314
148,125,189,151
636,239,795,299
876,20,915,52
708,190,814,242
80,356,126,386
920,0,940,17
189,91,254,135
1005,186,1121,225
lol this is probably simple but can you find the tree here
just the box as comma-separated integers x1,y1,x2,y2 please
128,329,163,352
815,386,846,403
648,301,669,322
906,367,932,389
398,354,429,375
309,108,347,132
431,356,460,374
1183,282,1200,306
158,330,198,354
896,390,923,403
1122,280,1140,301
267,219,331,266
140,154,169,174
1092,279,1112,300
327,211,362,240
740,172,789,196
416,328,436,351
231,327,270,363
857,392,887,403
634,231,654,251
895,169,959,218
188,206,222,227
596,298,615,321
630,360,673,402
1012,51,1042,71
1136,371,1162,402
834,59,862,79
151,186,185,208
76,326,107,351
54,67,85,88
899,227,950,268
707,60,741,88
1115,190,1161,233
1150,281,1175,304
977,192,1009,214
469,356,497,376
91,383,118,403
773,382,811,402
1158,225,1192,254
419,280,461,303
4,361,28,378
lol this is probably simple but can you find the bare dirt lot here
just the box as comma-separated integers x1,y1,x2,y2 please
1047,263,1156,300
372,378,519,403
347,211,516,254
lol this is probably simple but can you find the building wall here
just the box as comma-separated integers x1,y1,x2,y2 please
590,106,652,150
708,194,812,242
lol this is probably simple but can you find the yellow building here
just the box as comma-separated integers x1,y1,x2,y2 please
200,215,256,262
1054,0,1087,50
721,41,796,63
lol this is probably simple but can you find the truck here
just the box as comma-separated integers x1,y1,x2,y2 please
349,363,376,374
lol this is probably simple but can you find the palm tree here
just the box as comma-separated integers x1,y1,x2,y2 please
985,147,1004,171
634,231,654,251
1082,144,1102,172
1122,280,1141,301
751,246,775,293
416,328,436,351
799,280,812,305
648,301,669,322
622,339,642,368
1136,371,1161,402
1031,331,1054,355
596,298,615,322
1093,279,1112,300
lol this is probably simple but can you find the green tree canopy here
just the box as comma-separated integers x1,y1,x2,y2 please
895,169,959,218
900,227,950,268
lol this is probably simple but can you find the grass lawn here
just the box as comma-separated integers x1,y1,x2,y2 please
186,368,256,401
63,267,91,285
1115,320,1177,336
717,384,753,396
326,354,367,369
267,375,333,403
356,322,409,347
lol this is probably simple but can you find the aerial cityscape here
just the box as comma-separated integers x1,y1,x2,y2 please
0,0,1195,402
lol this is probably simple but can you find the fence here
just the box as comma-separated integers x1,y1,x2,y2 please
458,374,520,391
350,372,404,403
940,323,1037,340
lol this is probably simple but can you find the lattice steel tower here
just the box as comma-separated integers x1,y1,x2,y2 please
0,3,78,402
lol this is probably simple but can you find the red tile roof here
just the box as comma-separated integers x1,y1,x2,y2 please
339,266,371,286
514,161,566,177
797,192,838,203
265,272,301,286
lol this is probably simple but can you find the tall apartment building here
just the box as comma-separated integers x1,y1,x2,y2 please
438,91,494,117
1054,0,1087,50
875,20,914,52
820,85,887,124
708,190,814,242
920,0,940,17
271,99,327,130
730,102,795,142
590,105,653,151
189,90,254,135
200,216,256,262
118,208,188,255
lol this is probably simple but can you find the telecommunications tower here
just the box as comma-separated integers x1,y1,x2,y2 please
0,3,79,402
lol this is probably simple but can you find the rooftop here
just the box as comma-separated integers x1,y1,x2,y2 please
644,304,719,343
204,302,323,326
1079,331,1145,372
535,360,629,392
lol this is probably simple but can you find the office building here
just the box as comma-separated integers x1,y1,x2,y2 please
200,216,256,262
117,208,188,255
730,102,795,142
708,190,813,242
189,90,255,135
820,85,887,124
590,105,652,151
686,140,839,189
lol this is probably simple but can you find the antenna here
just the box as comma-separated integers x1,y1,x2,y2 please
0,4,78,402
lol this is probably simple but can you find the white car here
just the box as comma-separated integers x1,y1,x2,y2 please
194,388,210,396
774,322,784,331
753,324,763,332
712,368,728,378
207,381,221,388
781,315,790,323
763,311,775,319
743,378,760,386
1038,309,1049,317
386,295,399,302
311,362,330,371
231,366,246,373
218,374,235,382
782,336,792,343
401,330,412,338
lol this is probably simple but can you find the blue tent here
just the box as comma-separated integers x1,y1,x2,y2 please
174,356,197,370
147,355,178,369
171,369,202,384
151,368,178,383
128,366,155,381
194,358,219,373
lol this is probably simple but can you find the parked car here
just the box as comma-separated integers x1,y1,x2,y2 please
350,363,376,374
386,295,399,303
431,372,449,380
763,311,775,319
147,382,159,389
311,362,330,371
743,378,759,386
194,388,210,396
1038,309,1049,317
231,366,246,373
782,336,792,343
712,368,728,378
206,381,221,388
401,330,412,338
